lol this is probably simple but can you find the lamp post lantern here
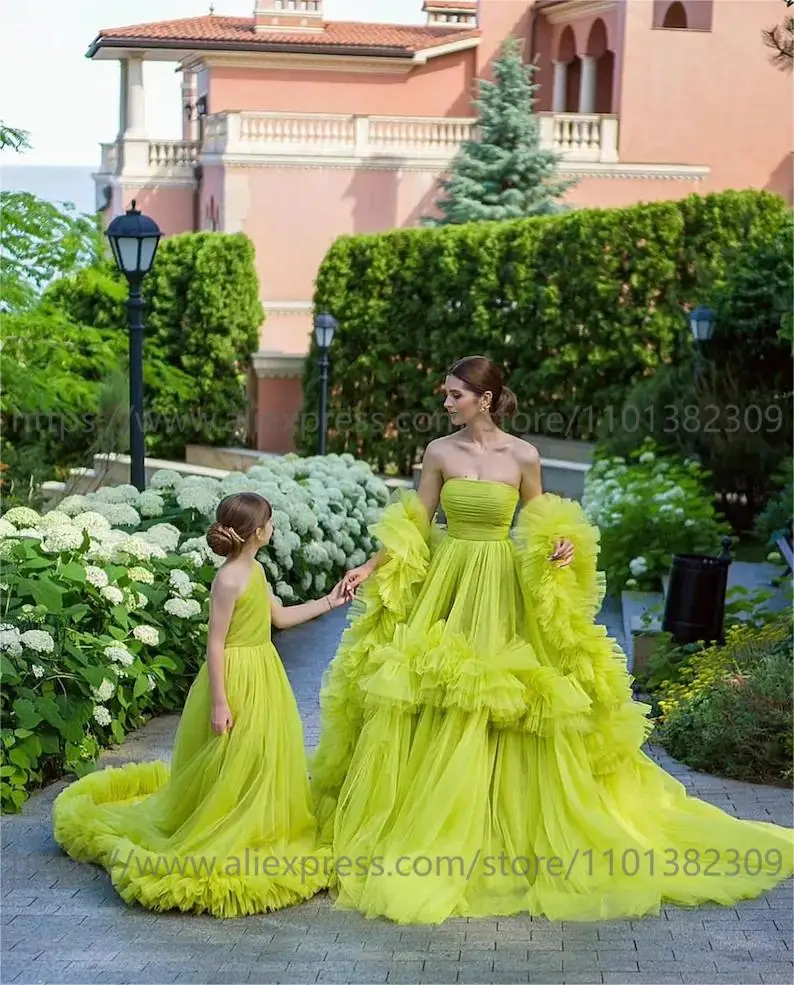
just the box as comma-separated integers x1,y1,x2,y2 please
688,305,716,383
314,312,337,456
106,200,162,491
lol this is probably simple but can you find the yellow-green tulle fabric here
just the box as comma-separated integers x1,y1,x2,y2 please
310,479,794,925
52,563,329,918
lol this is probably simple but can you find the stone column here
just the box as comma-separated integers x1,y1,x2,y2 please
119,56,149,175
182,69,198,142
552,60,568,113
124,56,146,137
579,55,597,114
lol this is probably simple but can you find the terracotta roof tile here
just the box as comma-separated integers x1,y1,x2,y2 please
90,14,480,56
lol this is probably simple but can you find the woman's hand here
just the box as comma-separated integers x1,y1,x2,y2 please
342,560,375,599
549,538,575,567
325,579,349,610
211,701,234,735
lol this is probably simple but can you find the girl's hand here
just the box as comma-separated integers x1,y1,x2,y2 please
342,560,375,598
549,538,575,567
211,702,233,735
325,579,348,610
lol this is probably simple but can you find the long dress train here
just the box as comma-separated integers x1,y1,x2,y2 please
52,563,329,917
310,479,794,924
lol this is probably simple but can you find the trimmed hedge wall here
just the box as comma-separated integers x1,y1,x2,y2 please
302,190,791,475
45,232,263,459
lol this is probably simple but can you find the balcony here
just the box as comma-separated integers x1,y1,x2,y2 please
96,138,199,179
97,110,619,180
202,110,619,164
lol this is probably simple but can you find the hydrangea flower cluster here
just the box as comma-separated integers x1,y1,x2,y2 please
151,454,387,601
582,442,731,592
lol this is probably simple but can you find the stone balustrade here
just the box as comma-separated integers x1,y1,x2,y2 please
97,110,620,178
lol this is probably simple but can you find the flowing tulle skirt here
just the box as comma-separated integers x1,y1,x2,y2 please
53,642,330,917
310,487,794,924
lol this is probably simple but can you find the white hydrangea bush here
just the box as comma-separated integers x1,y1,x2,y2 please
64,453,388,603
0,505,209,814
582,441,731,592
0,452,389,811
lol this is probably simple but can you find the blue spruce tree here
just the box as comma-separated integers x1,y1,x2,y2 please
425,38,575,225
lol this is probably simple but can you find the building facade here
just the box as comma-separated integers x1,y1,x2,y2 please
89,0,793,452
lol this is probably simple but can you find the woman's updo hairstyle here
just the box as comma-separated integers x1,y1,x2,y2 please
447,355,518,422
206,492,272,558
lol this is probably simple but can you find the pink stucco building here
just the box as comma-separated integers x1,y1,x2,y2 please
89,0,793,452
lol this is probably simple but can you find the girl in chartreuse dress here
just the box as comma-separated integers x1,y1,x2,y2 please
312,355,794,925
53,492,346,917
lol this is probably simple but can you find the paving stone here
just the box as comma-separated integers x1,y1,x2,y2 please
683,976,761,985
345,970,390,984
761,971,794,984
526,976,600,985
421,959,466,978
492,953,532,970
602,976,683,985
276,965,324,983
4,609,793,985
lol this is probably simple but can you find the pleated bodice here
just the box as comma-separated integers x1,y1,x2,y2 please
440,478,519,542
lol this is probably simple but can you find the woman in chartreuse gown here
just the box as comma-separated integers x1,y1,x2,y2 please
311,355,794,925
53,491,347,918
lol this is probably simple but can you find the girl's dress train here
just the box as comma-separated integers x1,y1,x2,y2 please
310,479,794,924
53,563,329,917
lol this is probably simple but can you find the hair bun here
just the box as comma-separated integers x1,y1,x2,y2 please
206,522,237,557
493,386,518,421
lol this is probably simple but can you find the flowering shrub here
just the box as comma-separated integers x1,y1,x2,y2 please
655,614,792,786
0,453,388,812
0,511,210,813
582,442,731,593
58,453,388,602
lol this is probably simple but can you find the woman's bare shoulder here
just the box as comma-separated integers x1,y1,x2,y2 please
423,433,461,461
511,436,540,465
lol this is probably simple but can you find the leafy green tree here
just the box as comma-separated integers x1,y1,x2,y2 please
0,123,104,312
424,38,574,225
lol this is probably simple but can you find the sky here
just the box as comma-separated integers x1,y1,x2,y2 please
0,0,422,168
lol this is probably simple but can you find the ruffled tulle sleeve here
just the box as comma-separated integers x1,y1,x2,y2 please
310,490,434,843
513,493,653,775
365,490,432,621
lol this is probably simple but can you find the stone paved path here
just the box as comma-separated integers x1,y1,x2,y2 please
2,604,792,985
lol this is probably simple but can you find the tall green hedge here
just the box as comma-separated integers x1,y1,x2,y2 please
303,190,791,475
46,232,263,460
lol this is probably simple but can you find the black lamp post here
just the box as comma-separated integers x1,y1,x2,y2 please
106,200,163,491
314,312,337,456
689,305,716,383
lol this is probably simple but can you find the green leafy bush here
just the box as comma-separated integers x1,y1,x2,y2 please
305,189,790,474
581,442,731,593
598,361,792,531
0,307,127,509
636,579,792,696
754,457,793,549
43,232,264,459
656,615,793,786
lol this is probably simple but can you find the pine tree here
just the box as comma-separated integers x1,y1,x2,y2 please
424,38,575,226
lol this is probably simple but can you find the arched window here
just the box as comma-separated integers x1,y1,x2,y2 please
662,1,688,29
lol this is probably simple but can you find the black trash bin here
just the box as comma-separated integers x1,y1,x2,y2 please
662,537,733,646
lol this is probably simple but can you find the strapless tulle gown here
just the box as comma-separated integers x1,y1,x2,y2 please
52,563,329,917
310,479,794,924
